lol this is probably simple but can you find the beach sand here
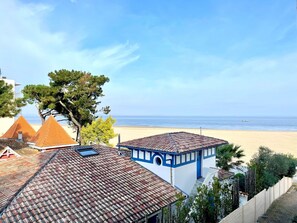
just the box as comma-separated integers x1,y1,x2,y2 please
110,126,297,163
30,124,297,163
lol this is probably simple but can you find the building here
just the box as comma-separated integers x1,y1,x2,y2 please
0,115,36,142
28,116,78,150
0,146,180,222
0,75,21,136
118,132,228,195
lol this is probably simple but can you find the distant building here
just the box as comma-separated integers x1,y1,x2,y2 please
0,75,21,136
118,132,228,195
28,115,78,150
0,146,179,222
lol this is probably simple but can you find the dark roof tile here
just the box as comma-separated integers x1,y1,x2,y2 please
119,131,228,153
0,146,179,222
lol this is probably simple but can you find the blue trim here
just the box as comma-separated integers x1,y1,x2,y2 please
131,149,202,168
119,143,227,155
151,153,164,165
203,147,216,159
203,153,216,159
174,159,196,168
197,150,202,178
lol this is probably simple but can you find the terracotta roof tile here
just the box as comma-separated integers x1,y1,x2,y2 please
29,116,78,149
0,146,179,222
0,151,56,212
119,131,228,153
1,116,36,142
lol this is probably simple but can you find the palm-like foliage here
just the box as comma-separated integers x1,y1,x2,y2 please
216,144,245,171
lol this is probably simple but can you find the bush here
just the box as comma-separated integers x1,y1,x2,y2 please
249,147,297,192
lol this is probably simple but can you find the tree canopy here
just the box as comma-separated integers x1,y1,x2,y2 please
81,116,117,146
249,146,297,192
216,144,245,171
0,80,23,118
23,69,110,143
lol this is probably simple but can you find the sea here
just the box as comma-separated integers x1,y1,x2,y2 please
24,115,297,131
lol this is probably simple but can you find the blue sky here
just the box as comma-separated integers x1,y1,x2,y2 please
1,0,297,116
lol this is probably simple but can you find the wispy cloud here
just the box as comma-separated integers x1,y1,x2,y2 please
0,0,139,84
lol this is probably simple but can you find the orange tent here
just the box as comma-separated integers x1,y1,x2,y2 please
28,116,78,150
1,116,36,142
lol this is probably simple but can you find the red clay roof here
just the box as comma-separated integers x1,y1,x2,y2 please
1,116,36,142
119,131,228,153
29,116,78,149
0,151,56,212
0,146,179,222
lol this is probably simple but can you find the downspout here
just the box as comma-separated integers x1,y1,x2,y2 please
166,157,173,185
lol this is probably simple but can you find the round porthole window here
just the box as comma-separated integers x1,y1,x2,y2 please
155,157,162,166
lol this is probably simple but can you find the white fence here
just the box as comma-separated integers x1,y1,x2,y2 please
220,177,293,223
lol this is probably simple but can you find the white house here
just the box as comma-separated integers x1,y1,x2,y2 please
118,131,228,195
0,75,21,135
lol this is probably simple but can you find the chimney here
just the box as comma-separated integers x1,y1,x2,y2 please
18,131,23,141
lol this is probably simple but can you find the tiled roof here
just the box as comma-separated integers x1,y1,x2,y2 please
29,116,78,149
0,146,179,222
119,131,228,153
0,151,56,212
1,116,36,142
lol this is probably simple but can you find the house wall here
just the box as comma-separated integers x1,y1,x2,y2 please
174,161,197,195
202,147,216,177
130,147,218,195
0,78,17,136
132,149,172,184
0,118,14,136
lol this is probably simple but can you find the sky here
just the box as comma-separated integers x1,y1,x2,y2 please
1,0,297,116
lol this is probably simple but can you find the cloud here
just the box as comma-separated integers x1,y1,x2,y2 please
107,51,297,116
0,0,139,85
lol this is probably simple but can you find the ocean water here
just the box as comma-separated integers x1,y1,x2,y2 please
113,116,297,131
24,114,297,131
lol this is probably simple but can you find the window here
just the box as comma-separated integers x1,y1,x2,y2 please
186,153,190,161
182,154,186,163
204,149,207,157
76,146,99,157
155,157,162,166
176,156,180,164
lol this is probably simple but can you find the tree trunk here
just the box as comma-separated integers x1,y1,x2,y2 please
58,100,82,144
75,126,82,144
38,109,45,124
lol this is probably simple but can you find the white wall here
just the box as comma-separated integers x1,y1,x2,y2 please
0,78,17,136
202,156,216,177
0,117,14,136
174,162,197,195
135,160,172,184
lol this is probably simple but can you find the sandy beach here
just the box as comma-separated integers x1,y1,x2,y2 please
30,124,297,163
110,126,297,163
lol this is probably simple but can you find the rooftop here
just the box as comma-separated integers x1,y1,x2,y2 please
118,131,228,153
0,150,55,212
1,116,36,142
0,146,179,222
29,116,78,149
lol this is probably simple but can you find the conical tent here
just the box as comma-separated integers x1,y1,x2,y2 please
1,116,36,142
28,116,78,150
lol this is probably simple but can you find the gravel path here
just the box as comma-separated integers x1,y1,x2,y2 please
258,184,297,223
